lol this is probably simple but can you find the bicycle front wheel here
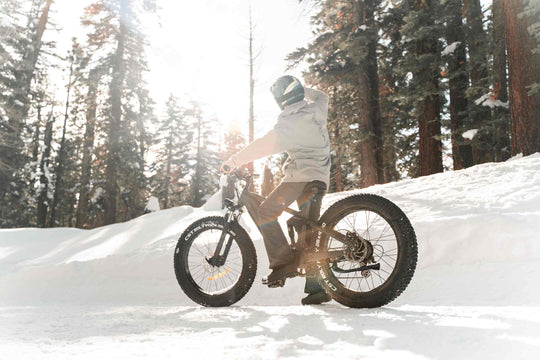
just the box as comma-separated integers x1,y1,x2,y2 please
174,216,257,307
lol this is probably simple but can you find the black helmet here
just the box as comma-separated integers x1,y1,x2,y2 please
270,75,305,110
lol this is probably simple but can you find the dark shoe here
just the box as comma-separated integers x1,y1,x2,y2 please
301,290,331,305
262,261,299,287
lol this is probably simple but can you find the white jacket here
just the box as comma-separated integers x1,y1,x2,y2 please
230,88,331,185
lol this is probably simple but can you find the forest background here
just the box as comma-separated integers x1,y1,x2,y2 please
0,0,538,229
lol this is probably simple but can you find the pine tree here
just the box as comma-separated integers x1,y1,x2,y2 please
82,0,155,225
190,103,220,207
75,67,101,228
247,2,255,173
49,41,78,227
443,0,473,170
379,4,411,181
222,126,246,162
287,0,384,188
491,0,511,162
36,110,54,227
503,0,540,155
0,0,55,226
400,0,444,176
464,0,493,164
150,95,193,209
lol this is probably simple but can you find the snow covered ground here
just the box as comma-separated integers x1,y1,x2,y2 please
1,154,540,359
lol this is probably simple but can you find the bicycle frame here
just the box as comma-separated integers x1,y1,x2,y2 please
207,171,380,272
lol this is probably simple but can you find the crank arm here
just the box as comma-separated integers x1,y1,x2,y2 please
302,250,347,263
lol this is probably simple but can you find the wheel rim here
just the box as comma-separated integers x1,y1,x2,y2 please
184,229,244,295
326,208,399,293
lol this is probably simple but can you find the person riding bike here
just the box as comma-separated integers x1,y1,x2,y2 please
221,75,332,305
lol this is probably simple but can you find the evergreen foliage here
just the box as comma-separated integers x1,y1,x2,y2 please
0,0,538,228
149,95,193,209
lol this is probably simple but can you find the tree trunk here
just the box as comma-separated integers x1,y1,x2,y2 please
6,0,54,138
365,1,384,184
50,52,75,227
193,112,203,207
356,72,378,187
382,110,400,182
354,0,383,187
37,111,54,228
247,3,255,174
163,129,173,208
31,106,42,163
492,0,511,162
137,90,147,169
104,0,127,225
75,70,99,228
464,0,493,164
335,147,343,192
1,0,54,213
332,121,343,192
261,163,274,196
418,96,443,176
446,0,473,170
503,0,540,155
415,0,443,176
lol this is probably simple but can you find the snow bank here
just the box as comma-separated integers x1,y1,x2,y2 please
1,154,540,306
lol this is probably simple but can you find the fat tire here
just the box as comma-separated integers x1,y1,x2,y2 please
174,216,257,307
316,194,417,308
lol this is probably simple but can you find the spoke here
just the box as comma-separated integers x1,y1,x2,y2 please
364,213,384,240
364,211,370,239
204,241,212,256
344,262,353,288
373,222,391,246
359,276,366,292
355,272,362,291
373,270,385,283
187,260,203,267
343,216,355,231
191,246,206,257
379,257,395,269
218,273,227,291
382,254,397,261
190,266,205,278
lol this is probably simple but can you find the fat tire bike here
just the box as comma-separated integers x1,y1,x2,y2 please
174,169,418,308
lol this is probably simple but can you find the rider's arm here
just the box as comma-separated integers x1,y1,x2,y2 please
304,87,329,116
228,129,285,168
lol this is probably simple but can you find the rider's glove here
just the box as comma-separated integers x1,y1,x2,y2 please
220,158,236,174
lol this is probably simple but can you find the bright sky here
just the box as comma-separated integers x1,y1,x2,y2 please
49,0,316,139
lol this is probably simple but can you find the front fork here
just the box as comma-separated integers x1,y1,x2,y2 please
206,210,237,267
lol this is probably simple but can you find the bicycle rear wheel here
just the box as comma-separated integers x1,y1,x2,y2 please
316,194,417,308
174,216,257,307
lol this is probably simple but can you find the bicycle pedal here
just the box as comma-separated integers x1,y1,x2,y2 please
265,279,285,288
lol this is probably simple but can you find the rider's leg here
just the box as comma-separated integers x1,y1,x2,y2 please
304,277,325,293
256,181,308,269
296,183,329,301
